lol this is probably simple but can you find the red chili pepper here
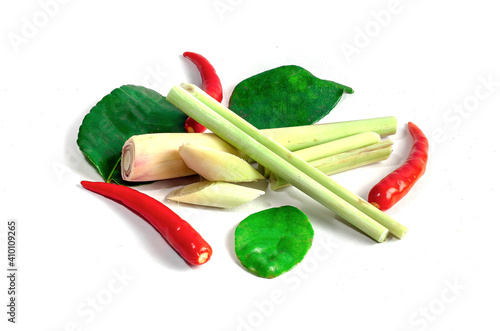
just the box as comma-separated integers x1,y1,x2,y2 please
81,181,212,265
184,116,207,134
368,122,429,211
183,51,223,133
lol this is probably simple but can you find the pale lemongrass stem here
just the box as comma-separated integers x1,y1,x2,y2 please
178,144,265,182
260,132,381,177
167,181,265,209
121,133,245,181
181,83,407,239
293,132,381,161
122,117,396,181
167,85,389,242
270,142,393,190
265,116,397,150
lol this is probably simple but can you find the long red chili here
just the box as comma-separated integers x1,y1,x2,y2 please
81,181,212,265
368,122,428,211
183,51,223,133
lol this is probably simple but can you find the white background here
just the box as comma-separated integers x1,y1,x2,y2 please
1,0,499,330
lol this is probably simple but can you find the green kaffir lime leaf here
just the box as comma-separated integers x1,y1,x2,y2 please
77,85,187,184
228,65,353,129
235,206,314,279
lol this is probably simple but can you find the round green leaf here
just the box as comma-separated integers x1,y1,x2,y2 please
228,65,354,129
77,85,188,184
235,206,314,279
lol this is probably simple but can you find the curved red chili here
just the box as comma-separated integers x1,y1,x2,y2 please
184,116,207,134
368,122,428,211
183,51,223,133
81,181,212,265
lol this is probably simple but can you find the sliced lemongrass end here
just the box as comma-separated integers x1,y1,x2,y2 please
179,143,265,182
167,181,265,209
121,139,135,180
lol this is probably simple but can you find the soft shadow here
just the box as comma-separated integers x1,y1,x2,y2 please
226,223,248,273
139,175,202,192
79,184,190,271
180,54,202,86
65,99,102,179
282,187,381,246
237,180,270,191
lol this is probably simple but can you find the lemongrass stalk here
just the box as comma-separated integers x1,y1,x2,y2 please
167,181,265,208
167,85,389,242
121,133,245,181
266,116,397,150
179,144,265,182
293,132,381,161
259,132,381,177
180,83,407,239
121,117,397,182
270,141,393,190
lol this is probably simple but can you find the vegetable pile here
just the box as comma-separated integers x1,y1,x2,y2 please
77,52,429,276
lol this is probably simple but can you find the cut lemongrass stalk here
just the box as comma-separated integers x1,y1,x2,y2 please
121,133,246,181
178,83,407,239
179,143,265,182
266,115,396,150
270,141,393,190
260,132,382,177
294,132,381,161
167,85,389,242
167,181,265,208
121,117,397,182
